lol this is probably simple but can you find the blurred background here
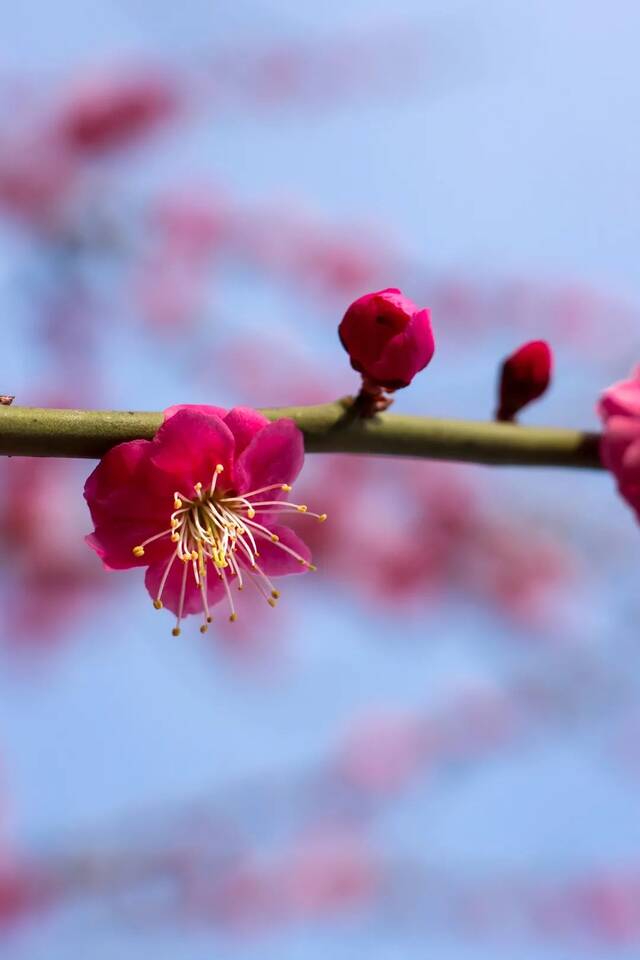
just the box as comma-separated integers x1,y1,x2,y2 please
1,1,640,957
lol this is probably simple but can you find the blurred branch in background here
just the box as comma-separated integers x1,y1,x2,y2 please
0,643,635,945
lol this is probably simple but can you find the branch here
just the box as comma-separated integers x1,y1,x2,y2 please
0,402,602,469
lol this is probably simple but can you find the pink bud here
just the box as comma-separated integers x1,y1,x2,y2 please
496,340,552,422
338,288,434,390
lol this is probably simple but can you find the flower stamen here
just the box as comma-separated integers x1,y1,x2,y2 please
136,466,322,631
172,560,189,636
132,527,174,557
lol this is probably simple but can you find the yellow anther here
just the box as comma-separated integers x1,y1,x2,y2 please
307,563,317,572
191,551,198,561
171,518,180,528
171,533,180,542
199,624,208,634
270,534,280,543
229,613,238,623
194,482,202,493
215,464,224,474
318,513,328,522
281,484,292,492
297,504,308,513
271,590,281,599
172,627,181,637
132,546,145,557
173,498,182,509
247,508,256,519
268,598,277,608
153,599,163,610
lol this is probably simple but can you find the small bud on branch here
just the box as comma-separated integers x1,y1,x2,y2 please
496,340,553,422
339,288,435,416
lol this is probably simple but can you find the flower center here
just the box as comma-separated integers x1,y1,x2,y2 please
132,464,326,636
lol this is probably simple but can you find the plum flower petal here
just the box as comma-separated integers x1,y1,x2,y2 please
222,407,271,457
600,416,640,475
163,403,227,423
599,366,640,420
598,369,640,521
234,418,305,496
86,520,169,570
364,311,434,387
150,410,235,493
252,525,312,577
85,439,171,522
165,406,270,458
85,404,324,634
84,438,149,504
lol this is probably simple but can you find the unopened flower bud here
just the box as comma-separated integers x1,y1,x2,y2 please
338,288,435,391
496,340,552,422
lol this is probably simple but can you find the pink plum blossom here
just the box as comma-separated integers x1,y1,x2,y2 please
84,406,325,634
598,366,640,521
0,133,79,229
56,69,178,154
0,458,105,652
336,710,427,795
278,828,378,918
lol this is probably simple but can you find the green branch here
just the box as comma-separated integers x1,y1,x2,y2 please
0,402,602,469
